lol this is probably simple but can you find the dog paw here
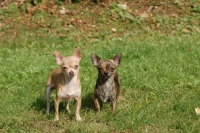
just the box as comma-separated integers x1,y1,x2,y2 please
46,112,50,115
76,117,82,122
67,109,71,114
54,117,59,121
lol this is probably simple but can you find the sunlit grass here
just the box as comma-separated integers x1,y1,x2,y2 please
0,33,200,132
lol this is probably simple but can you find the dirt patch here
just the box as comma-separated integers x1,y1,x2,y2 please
0,0,199,42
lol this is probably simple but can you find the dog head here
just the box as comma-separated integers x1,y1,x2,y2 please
54,48,81,77
91,53,122,79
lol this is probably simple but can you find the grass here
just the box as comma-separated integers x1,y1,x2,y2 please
1,1,200,132
1,33,200,132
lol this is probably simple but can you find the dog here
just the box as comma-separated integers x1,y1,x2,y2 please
91,53,122,114
45,48,82,121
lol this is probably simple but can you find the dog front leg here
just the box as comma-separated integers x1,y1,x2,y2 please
75,96,82,121
54,97,60,121
94,96,100,112
111,99,117,114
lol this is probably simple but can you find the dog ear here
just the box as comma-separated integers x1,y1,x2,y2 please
91,53,101,67
53,51,64,65
73,48,81,60
113,53,122,67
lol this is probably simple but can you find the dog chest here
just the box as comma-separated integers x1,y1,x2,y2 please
96,81,115,102
57,84,81,99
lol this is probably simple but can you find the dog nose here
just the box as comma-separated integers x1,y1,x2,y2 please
104,71,108,75
69,71,74,76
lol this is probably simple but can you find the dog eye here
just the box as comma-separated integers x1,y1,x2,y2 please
111,68,115,72
74,65,78,69
98,68,103,71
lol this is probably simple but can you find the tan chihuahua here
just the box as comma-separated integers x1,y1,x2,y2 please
45,48,82,121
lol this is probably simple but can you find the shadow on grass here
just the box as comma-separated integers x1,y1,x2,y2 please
31,92,94,114
81,92,94,112
31,96,47,114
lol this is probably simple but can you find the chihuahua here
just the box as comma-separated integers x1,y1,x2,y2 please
45,48,82,121
91,53,122,114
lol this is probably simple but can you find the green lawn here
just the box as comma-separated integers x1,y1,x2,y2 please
1,33,200,132
0,1,200,132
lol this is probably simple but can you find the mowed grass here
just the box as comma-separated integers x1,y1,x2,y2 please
0,33,200,132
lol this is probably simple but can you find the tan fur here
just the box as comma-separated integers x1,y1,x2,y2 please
45,48,82,121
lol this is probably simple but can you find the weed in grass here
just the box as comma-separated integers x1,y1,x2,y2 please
193,5,200,13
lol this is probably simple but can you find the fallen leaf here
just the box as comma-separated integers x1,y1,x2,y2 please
112,28,117,32
38,5,48,11
52,4,57,10
151,17,156,23
140,12,149,18
27,6,36,14
59,7,66,14
195,107,200,115
182,28,190,33
43,0,48,3
150,24,154,30
156,23,161,28
75,36,80,42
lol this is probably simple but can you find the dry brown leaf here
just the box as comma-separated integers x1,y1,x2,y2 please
182,29,190,33
150,24,155,30
156,23,161,28
38,5,48,11
43,0,48,3
27,6,36,14
152,17,156,23
140,12,149,18
15,0,25,6
52,4,57,10
75,36,80,42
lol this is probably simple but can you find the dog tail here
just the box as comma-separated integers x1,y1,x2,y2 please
45,82,54,114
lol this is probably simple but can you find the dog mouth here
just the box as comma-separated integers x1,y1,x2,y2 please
101,74,111,79
103,71,112,78
63,70,75,77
